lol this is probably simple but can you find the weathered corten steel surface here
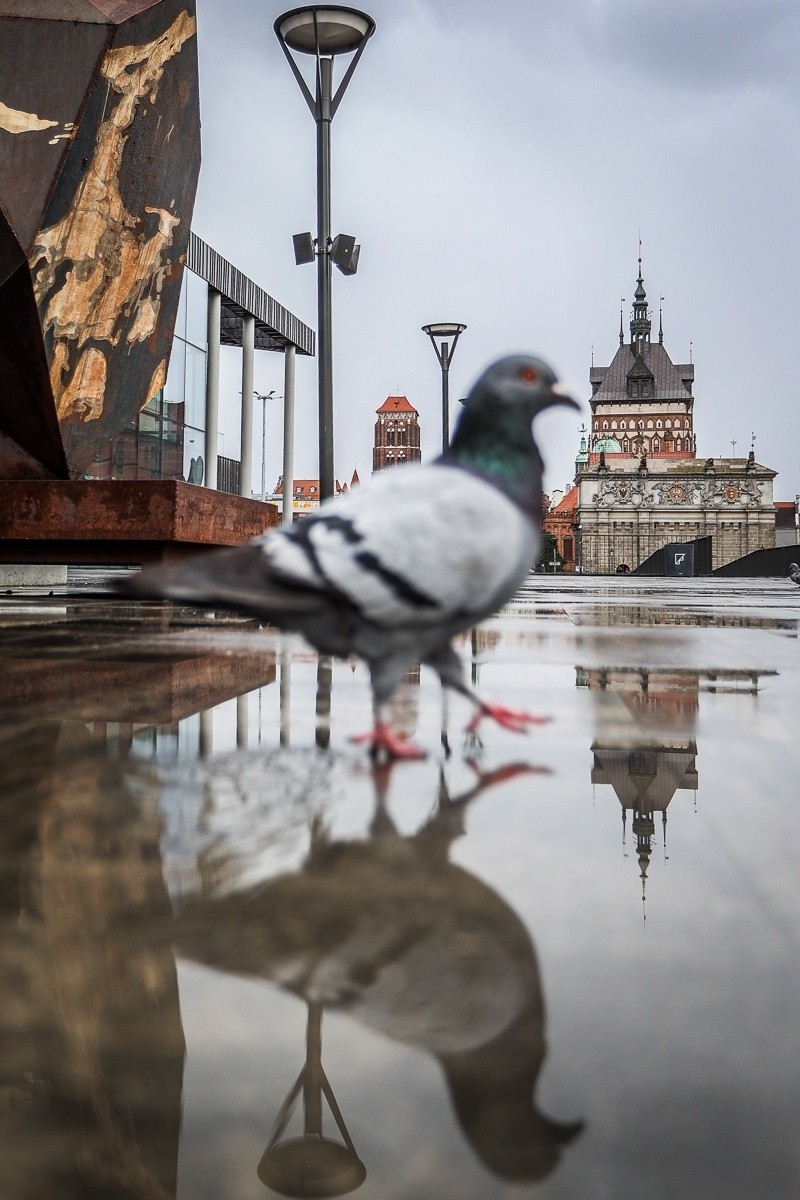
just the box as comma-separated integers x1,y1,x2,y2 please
0,0,200,479
0,651,276,724
0,480,279,563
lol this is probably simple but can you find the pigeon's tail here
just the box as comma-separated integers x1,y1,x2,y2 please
113,543,328,622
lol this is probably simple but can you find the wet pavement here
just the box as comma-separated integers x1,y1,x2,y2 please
0,575,798,1199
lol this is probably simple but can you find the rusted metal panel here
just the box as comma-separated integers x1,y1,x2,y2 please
0,479,280,564
0,0,201,480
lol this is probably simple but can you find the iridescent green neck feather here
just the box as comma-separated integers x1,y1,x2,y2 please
439,402,544,517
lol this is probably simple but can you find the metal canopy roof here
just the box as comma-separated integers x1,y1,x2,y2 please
187,232,315,356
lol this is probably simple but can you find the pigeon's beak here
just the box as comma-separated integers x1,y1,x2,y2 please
541,382,581,413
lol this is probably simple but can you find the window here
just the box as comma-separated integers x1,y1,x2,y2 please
647,419,654,430
620,420,627,430
656,419,662,429
653,439,660,452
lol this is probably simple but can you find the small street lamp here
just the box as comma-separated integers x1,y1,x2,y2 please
421,322,467,452
275,6,376,501
254,390,276,501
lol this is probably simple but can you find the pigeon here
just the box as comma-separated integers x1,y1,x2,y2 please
789,562,800,586
117,354,579,757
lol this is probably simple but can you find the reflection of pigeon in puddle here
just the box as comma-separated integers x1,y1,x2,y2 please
174,762,582,1183
789,562,800,586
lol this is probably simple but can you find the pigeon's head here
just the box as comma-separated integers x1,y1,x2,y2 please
446,355,580,504
464,354,580,422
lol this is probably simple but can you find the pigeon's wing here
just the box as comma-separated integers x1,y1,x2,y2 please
265,463,537,628
116,540,334,618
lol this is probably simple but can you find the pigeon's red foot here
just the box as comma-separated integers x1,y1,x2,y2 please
467,703,551,736
351,723,427,761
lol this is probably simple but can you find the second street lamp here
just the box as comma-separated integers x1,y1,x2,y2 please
422,322,467,453
275,6,376,501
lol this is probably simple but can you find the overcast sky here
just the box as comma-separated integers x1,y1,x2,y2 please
192,0,800,497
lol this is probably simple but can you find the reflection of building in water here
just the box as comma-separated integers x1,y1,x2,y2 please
0,724,184,1200
580,666,769,911
581,668,699,911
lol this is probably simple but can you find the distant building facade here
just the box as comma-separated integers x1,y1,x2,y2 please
270,470,360,518
575,261,776,573
373,395,421,472
543,485,579,571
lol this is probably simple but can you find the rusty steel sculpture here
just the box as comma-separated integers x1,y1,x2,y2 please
0,0,201,480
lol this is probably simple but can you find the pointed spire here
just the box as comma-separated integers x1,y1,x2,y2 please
659,294,664,344
630,245,652,350
619,297,625,345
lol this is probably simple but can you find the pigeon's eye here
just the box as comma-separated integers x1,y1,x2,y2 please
520,366,540,384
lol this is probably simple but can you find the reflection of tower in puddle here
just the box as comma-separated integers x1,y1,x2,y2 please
259,1001,366,1198
579,666,700,914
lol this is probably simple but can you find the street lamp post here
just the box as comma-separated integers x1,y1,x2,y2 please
275,6,375,501
421,323,467,453
254,390,276,501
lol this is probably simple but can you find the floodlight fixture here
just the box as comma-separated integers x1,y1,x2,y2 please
422,322,467,452
330,233,359,274
293,232,316,265
275,6,376,500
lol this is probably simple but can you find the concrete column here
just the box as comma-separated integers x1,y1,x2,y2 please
237,693,248,750
240,315,255,498
205,288,221,489
282,344,296,527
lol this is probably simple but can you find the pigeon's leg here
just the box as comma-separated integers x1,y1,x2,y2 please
351,709,427,762
424,642,551,738
350,658,427,761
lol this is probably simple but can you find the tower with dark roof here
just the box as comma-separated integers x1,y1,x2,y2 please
372,395,421,472
575,258,777,573
588,259,696,463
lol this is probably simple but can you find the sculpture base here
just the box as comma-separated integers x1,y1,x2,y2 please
0,480,278,565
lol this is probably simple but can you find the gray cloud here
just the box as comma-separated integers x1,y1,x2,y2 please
192,0,800,500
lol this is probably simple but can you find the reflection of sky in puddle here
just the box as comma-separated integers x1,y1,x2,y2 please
0,578,799,1199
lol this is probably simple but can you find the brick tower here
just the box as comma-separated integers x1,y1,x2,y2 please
373,395,421,472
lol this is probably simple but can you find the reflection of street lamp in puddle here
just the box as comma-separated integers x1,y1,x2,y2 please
259,1001,366,1197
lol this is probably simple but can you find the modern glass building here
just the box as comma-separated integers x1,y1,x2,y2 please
82,234,314,497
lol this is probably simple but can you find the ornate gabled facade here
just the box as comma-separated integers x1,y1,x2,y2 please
372,395,421,472
576,260,777,573
589,264,696,464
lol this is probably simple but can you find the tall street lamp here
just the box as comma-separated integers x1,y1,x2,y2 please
275,6,376,501
422,322,467,452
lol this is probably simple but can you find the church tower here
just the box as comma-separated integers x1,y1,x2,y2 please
575,254,777,574
373,395,421,472
588,255,696,463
